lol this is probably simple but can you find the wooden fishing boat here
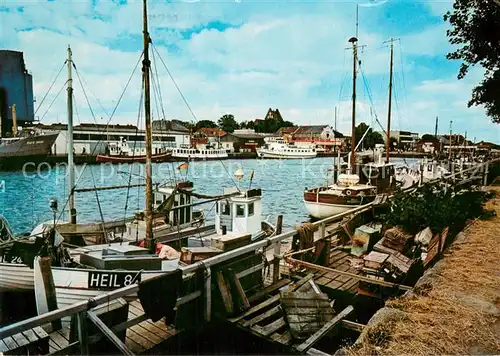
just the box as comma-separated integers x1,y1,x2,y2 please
303,35,397,219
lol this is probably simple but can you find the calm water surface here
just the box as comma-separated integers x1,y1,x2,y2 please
0,157,412,233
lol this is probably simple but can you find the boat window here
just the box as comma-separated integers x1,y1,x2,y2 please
236,204,245,217
222,203,230,215
216,202,219,213
180,195,185,205
186,195,190,204
248,203,254,216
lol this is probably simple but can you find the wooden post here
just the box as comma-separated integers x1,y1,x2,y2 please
33,256,61,331
229,268,250,311
204,267,212,322
483,162,489,186
320,222,325,239
216,271,234,315
273,215,283,284
86,310,134,356
76,311,89,356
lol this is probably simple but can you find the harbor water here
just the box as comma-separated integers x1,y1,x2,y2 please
0,157,414,234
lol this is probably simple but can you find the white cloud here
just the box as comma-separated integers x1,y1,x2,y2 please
0,0,497,143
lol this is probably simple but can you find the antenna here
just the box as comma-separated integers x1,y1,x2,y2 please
356,5,359,38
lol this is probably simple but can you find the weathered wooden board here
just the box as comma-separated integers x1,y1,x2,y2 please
280,291,334,340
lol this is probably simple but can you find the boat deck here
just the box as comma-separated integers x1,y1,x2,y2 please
314,250,360,293
0,298,178,355
47,299,178,355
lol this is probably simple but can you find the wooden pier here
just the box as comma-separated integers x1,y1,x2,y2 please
0,159,496,355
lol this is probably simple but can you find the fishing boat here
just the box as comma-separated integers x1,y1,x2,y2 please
45,169,275,316
304,37,397,219
96,136,172,163
34,0,276,319
256,139,317,159
0,215,71,293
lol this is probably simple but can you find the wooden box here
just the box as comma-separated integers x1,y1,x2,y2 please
211,234,251,252
363,251,389,270
352,225,380,256
180,246,222,264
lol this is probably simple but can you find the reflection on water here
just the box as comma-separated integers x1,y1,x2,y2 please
0,157,416,233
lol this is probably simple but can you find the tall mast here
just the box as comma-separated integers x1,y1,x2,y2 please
67,45,76,224
349,36,358,173
434,116,438,138
385,38,394,164
448,120,452,160
142,0,154,252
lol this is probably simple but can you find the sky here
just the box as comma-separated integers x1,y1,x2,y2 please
0,0,499,143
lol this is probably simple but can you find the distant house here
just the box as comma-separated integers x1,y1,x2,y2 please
274,125,345,150
220,129,265,153
389,130,419,149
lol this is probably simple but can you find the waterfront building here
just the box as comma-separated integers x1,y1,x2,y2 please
29,122,191,156
0,51,35,137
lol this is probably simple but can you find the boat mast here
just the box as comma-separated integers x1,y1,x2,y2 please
385,38,394,164
448,120,452,161
67,45,76,224
349,36,358,174
142,0,154,252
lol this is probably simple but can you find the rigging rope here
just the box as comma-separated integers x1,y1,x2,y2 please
50,52,144,229
35,61,66,116
39,79,69,122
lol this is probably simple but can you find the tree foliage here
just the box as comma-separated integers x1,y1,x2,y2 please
254,117,294,133
194,120,217,131
444,0,500,124
384,184,494,235
217,114,239,133
421,134,436,141
354,122,384,149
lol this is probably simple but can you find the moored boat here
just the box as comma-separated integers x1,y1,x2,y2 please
256,139,317,159
96,137,172,163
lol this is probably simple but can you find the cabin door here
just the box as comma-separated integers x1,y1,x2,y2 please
219,201,233,231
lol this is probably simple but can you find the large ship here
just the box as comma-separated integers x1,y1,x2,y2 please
0,133,59,168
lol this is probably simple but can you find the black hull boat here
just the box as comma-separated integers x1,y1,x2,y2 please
0,133,59,169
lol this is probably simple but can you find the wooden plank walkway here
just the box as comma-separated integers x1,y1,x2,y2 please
46,299,178,355
313,250,361,293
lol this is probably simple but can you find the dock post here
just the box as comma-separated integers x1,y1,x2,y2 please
483,162,489,186
204,267,212,322
320,222,325,240
76,311,89,356
273,215,283,284
34,256,62,331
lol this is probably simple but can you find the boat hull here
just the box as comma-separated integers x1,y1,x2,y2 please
303,190,375,219
0,263,34,292
96,152,172,163
303,200,359,219
0,133,59,158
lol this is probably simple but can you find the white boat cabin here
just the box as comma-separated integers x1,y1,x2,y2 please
153,180,194,226
107,136,168,156
215,187,263,238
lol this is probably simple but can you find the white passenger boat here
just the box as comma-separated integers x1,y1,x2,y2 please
170,143,228,160
256,139,317,159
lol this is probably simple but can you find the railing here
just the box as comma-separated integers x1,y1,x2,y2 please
0,158,496,354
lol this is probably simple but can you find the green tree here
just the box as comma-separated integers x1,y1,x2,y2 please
354,122,384,149
421,134,436,141
218,114,239,133
194,120,217,131
444,1,500,124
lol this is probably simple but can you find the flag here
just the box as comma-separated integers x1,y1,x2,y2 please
177,162,189,170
